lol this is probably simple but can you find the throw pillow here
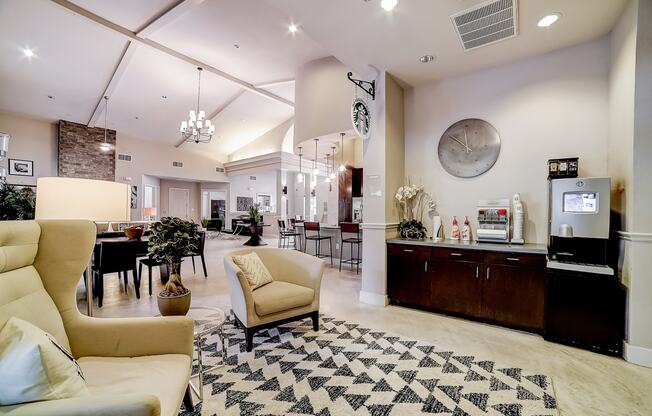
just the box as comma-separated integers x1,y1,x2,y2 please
0,317,88,406
232,252,274,290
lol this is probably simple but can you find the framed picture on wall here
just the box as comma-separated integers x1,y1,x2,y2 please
130,185,137,209
8,159,33,176
236,196,254,211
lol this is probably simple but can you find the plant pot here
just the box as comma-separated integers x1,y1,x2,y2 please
157,290,191,316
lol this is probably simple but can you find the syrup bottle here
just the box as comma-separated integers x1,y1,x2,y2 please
462,216,471,241
450,216,460,240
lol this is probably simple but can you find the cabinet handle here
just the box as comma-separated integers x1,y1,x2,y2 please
403,249,414,253
506,257,520,262
425,261,428,272
475,266,479,278
450,252,462,257
486,267,491,280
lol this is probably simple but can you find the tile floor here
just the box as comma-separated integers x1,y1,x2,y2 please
82,235,652,416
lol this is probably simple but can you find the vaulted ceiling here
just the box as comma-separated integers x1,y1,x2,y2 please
0,0,328,161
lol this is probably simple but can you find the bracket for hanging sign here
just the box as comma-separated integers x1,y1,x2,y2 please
347,72,375,101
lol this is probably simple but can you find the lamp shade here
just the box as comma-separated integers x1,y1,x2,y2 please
142,207,157,217
35,177,131,221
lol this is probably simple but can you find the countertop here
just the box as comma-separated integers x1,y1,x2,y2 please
387,238,548,255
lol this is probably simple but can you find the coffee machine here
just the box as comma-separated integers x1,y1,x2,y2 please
548,177,610,265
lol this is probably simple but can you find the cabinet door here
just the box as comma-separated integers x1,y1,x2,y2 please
482,264,545,330
430,260,483,317
387,245,430,307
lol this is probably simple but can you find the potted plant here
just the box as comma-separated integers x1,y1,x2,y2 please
200,217,210,230
395,183,430,239
148,217,200,316
248,203,261,225
0,182,35,220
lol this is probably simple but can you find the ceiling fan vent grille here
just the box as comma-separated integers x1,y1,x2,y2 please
451,0,518,51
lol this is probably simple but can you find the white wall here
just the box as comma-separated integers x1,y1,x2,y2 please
228,170,278,215
404,38,610,244
0,111,57,186
115,132,229,220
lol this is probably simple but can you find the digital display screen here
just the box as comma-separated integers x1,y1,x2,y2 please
563,192,598,213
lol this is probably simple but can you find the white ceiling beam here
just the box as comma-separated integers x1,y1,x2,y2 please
255,78,295,88
87,0,206,127
174,90,246,148
50,0,294,108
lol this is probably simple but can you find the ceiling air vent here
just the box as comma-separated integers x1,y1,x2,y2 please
249,176,257,181
172,161,184,168
216,167,225,173
451,0,518,51
117,153,132,162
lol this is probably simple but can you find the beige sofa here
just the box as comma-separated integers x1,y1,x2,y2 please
0,220,194,416
224,248,324,351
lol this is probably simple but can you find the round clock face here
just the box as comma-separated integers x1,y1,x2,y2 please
437,118,501,178
351,98,371,139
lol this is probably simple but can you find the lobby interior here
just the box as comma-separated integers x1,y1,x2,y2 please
1,1,651,415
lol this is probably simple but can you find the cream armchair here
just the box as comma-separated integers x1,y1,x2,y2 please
0,220,194,416
224,248,324,351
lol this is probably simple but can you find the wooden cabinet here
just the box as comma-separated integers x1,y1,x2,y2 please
387,242,546,333
430,260,483,318
387,244,430,307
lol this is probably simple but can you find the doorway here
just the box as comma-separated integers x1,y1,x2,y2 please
169,188,190,219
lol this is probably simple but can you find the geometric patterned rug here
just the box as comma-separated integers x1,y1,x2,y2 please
180,314,558,416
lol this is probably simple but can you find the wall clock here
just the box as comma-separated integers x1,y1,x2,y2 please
351,98,371,139
437,118,501,178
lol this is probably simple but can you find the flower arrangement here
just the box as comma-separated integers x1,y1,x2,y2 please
395,183,434,239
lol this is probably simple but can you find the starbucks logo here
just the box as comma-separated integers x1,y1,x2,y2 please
351,98,371,139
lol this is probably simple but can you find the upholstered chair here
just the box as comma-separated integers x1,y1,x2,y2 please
223,248,324,352
0,220,194,416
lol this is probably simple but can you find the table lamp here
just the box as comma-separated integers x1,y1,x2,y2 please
143,207,157,222
35,177,131,316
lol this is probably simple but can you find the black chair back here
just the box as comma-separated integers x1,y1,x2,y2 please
98,241,139,273
277,219,286,230
190,231,206,256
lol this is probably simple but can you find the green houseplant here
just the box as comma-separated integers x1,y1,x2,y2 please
0,182,35,220
248,203,261,225
148,216,201,316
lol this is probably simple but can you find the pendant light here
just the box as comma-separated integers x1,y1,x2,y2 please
325,153,331,183
99,96,111,152
312,138,319,175
338,132,346,172
180,67,215,144
330,146,337,179
297,146,304,183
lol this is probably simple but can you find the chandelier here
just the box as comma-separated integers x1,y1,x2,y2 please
180,67,215,144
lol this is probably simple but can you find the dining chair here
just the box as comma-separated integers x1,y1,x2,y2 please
93,240,140,307
182,230,207,277
277,219,301,250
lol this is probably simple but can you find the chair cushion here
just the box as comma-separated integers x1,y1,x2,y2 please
232,252,273,290
0,317,88,406
78,354,191,416
252,281,314,316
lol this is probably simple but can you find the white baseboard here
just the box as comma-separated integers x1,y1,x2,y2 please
624,342,652,368
359,290,389,306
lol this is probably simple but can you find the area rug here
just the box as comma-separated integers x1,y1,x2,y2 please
180,315,558,416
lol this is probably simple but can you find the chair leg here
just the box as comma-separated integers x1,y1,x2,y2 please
191,256,196,274
138,262,143,286
244,327,255,352
148,265,153,296
311,311,319,331
98,273,104,308
122,271,128,293
357,242,361,275
329,238,333,266
182,385,194,412
339,241,343,272
201,254,207,278
133,268,140,299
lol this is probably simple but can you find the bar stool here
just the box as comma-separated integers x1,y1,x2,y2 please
339,222,362,274
277,219,301,250
303,221,333,265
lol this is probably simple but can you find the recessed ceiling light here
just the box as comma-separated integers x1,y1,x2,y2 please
233,43,240,49
47,95,54,99
162,95,167,99
537,13,560,28
420,54,435,63
288,23,298,33
381,0,398,11
23,48,34,57
135,116,139,120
